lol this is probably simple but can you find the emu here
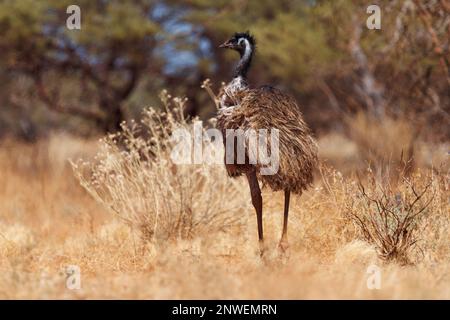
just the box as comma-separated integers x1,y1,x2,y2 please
217,32,318,255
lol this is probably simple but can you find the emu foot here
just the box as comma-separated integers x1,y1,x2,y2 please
278,238,289,254
258,240,266,258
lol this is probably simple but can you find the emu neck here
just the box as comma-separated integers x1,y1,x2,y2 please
233,42,253,79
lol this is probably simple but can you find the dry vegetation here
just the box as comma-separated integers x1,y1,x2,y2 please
0,95,449,299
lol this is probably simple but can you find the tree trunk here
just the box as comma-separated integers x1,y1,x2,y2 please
98,102,124,133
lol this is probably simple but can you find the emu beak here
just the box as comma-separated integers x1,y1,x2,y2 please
219,41,231,49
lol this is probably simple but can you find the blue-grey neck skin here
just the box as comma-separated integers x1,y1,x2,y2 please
233,39,254,79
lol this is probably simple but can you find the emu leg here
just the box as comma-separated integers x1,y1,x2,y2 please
279,190,290,252
246,170,264,255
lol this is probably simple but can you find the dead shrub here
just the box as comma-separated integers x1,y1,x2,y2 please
345,168,436,265
72,90,248,243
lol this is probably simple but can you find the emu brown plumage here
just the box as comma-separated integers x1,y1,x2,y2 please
217,32,318,254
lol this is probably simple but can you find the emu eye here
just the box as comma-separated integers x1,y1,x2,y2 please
237,38,245,46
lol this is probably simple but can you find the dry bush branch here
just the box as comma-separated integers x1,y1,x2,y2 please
72,90,248,244
345,168,437,265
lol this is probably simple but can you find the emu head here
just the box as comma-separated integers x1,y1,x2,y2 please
219,31,256,57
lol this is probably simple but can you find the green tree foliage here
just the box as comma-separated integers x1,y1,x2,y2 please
0,0,163,133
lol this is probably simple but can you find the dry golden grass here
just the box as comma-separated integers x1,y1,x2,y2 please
0,101,449,299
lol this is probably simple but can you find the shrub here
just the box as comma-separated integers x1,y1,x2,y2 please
72,91,248,243
345,168,436,265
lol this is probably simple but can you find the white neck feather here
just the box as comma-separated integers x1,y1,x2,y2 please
242,38,251,61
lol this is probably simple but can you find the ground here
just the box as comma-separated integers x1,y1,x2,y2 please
0,133,448,299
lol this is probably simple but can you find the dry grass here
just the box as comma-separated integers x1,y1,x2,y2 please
347,113,417,175
0,98,449,299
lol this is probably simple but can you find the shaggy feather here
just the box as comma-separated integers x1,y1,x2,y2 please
217,86,318,194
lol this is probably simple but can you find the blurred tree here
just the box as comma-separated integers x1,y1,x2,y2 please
0,0,164,133
170,0,448,134
0,0,448,140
